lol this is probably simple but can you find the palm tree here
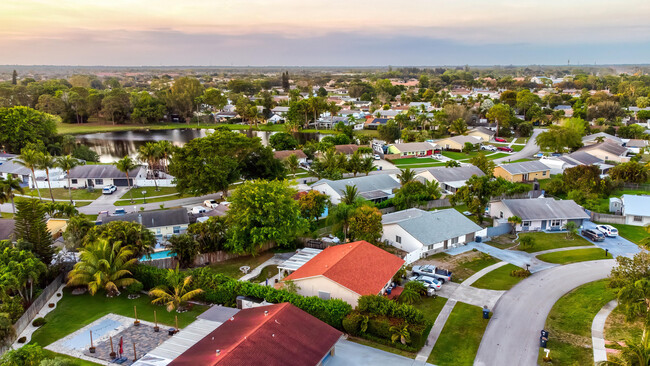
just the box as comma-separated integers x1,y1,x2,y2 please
445,160,461,168
397,168,416,186
149,266,203,312
390,323,411,345
617,278,650,322
17,149,43,200
37,152,56,202
67,239,139,296
138,143,161,191
598,327,650,365
285,154,299,178
398,288,421,304
0,176,24,214
507,216,522,234
114,156,137,203
156,140,174,173
55,155,80,204
341,185,359,205
360,157,375,176
563,221,578,239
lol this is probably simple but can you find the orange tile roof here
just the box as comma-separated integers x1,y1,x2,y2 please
283,241,404,296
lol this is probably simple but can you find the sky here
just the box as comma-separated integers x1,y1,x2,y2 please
2,0,650,66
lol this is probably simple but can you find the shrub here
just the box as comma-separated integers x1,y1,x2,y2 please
342,312,362,336
133,265,169,290
0,296,25,322
510,268,531,278
125,282,144,295
48,303,54,308
357,295,426,325
17,337,26,343
39,357,75,366
32,317,46,327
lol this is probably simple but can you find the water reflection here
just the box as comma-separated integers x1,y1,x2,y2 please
75,128,325,163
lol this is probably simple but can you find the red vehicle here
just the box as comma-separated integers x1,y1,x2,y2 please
494,137,507,142
497,146,513,152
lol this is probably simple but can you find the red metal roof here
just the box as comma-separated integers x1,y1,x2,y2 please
283,241,405,296
169,303,341,366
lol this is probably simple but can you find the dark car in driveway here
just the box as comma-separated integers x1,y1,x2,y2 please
582,228,605,242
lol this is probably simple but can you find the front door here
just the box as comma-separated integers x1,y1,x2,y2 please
87,179,94,188
541,220,547,230
444,240,448,249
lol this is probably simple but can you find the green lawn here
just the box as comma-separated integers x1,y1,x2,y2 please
605,305,645,344
413,296,449,324
536,248,610,264
114,187,193,206
42,350,101,366
511,158,533,163
30,289,208,348
428,302,489,366
393,162,446,169
486,152,510,159
471,264,525,290
606,223,648,245
538,279,616,365
441,151,479,160
207,252,274,279
517,232,592,253
512,144,525,152
249,265,279,283
484,234,518,249
451,254,500,283
514,138,528,143
24,188,102,201
390,157,439,165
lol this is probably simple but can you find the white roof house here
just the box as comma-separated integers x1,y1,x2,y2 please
621,195,650,226
489,198,589,232
381,208,486,263
312,175,400,205
416,166,484,193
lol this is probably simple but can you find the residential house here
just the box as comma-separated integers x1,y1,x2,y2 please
222,104,236,113
578,141,630,163
0,219,15,241
387,142,436,158
409,102,432,111
489,198,589,232
467,127,496,142
0,153,17,162
416,166,484,193
582,132,622,146
553,105,574,117
364,117,390,129
435,135,482,151
311,175,400,205
333,144,360,156
267,114,284,124
539,151,612,175
273,150,308,164
168,303,342,366
101,208,189,242
0,160,33,187
67,165,146,188
619,194,650,226
381,208,486,263
624,139,649,154
375,110,402,119
213,111,238,122
281,241,404,306
493,161,550,182
271,106,290,116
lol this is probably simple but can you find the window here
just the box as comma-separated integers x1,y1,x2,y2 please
427,244,434,251
499,211,504,219
550,219,562,227
173,226,181,234
395,236,402,244
71,179,77,184
95,179,103,185
522,221,530,227
634,216,643,222
542,171,547,176
318,291,330,300
451,237,459,244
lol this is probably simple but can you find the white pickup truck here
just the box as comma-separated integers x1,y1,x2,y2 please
412,264,452,283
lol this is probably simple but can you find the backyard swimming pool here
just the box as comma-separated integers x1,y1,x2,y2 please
63,318,122,350
141,250,176,261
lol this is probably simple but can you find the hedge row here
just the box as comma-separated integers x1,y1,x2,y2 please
342,311,432,352
357,295,426,325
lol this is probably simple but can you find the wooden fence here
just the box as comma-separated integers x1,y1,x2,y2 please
141,242,276,269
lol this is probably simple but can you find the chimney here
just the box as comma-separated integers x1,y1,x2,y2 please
216,350,220,356
264,310,268,316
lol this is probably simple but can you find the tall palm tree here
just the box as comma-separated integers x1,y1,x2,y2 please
114,156,137,203
37,152,56,202
55,155,80,204
17,149,43,200
138,143,160,191
341,185,359,205
285,154,299,178
67,239,139,296
149,266,203,312
156,140,174,173
0,176,24,214
397,168,416,186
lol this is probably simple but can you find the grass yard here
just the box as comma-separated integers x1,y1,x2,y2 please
486,152,510,159
514,138,528,143
441,151,479,160
536,248,610,264
42,350,101,366
511,158,533,163
428,302,489,366
538,279,616,365
249,265,279,283
14,196,93,208
471,264,525,291
451,253,500,283
512,144,525,152
517,232,592,253
413,296,449,324
207,252,274,279
605,305,645,344
393,162,446,169
606,223,648,245
30,289,208,348
24,188,103,201
390,157,440,165
485,234,518,249
114,187,193,206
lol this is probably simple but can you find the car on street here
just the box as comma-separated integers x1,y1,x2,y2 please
497,146,513,152
102,185,117,194
494,137,507,142
595,224,618,237
374,154,381,160
408,275,442,291
412,264,452,283
582,228,605,242
481,145,497,152
203,199,219,208
534,153,545,158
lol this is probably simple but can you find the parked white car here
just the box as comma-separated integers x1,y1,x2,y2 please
408,275,442,291
374,154,381,160
203,199,219,208
595,224,618,237
191,206,207,214
480,145,497,152
102,185,117,195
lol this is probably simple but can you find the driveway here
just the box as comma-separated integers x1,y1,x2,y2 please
450,242,558,273
329,339,433,366
581,221,641,258
474,260,616,366
493,128,542,164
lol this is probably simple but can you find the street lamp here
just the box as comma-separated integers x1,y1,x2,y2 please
142,190,147,204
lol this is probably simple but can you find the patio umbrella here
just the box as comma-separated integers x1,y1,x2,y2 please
119,336,123,356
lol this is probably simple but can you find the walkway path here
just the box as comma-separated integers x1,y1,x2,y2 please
239,253,293,282
415,299,457,364
449,242,558,273
12,284,66,349
462,261,509,287
592,300,618,363
474,260,616,366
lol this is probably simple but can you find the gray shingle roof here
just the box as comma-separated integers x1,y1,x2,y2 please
382,208,482,245
68,165,143,179
0,160,30,176
314,175,400,196
101,208,189,228
580,141,628,156
469,127,495,136
582,132,622,144
559,151,603,166
423,166,484,183
498,161,549,175
390,142,436,153
500,198,589,221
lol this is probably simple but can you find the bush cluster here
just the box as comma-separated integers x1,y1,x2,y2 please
357,295,426,325
510,268,532,278
32,317,46,327
342,310,432,352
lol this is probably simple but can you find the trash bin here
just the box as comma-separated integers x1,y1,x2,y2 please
482,308,490,319
379,166,383,171
386,287,392,295
541,330,549,338
539,336,547,348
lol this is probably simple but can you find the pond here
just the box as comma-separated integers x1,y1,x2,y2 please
75,128,326,163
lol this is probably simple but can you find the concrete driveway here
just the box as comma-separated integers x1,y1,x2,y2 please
328,339,433,366
450,242,558,273
581,221,641,258
474,260,616,366
493,129,542,164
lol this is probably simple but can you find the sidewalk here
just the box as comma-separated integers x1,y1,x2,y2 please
592,299,618,363
12,285,66,349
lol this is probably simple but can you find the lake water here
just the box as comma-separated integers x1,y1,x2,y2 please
75,128,325,163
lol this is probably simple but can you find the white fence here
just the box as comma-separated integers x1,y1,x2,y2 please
134,178,175,187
